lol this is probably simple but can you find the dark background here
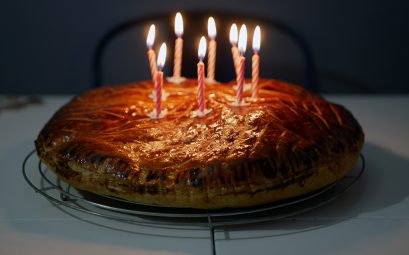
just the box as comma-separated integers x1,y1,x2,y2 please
1,0,408,94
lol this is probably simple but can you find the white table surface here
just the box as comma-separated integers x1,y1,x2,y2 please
1,95,408,255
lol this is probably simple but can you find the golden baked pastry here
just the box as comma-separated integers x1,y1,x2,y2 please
35,79,364,209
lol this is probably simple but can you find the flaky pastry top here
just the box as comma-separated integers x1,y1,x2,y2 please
37,79,363,177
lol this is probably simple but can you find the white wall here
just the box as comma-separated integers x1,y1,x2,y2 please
1,0,408,94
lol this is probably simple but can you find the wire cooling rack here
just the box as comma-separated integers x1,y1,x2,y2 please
23,149,365,255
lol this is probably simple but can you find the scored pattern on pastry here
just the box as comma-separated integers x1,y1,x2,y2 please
36,79,364,209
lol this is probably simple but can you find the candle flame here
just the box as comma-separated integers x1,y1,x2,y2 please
198,36,207,60
252,25,261,52
229,23,238,45
146,24,155,48
208,17,216,39
238,24,247,54
157,42,167,70
175,12,184,36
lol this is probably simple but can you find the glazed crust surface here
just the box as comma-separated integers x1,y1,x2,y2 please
36,79,364,209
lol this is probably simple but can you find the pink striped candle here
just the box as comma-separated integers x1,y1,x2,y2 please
197,62,205,112
231,46,240,77
147,49,157,82
146,24,157,83
197,36,207,113
229,24,240,77
207,17,217,82
149,42,167,119
173,12,183,79
236,56,245,105
251,26,261,98
251,53,260,98
154,71,163,118
235,24,247,105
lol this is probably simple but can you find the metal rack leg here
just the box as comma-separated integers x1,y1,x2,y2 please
207,215,216,255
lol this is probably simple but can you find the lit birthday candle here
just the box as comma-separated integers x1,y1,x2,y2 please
235,24,247,106
251,26,261,98
206,17,217,83
193,36,211,117
229,24,240,77
146,24,157,83
149,43,167,119
198,36,206,113
170,12,185,83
